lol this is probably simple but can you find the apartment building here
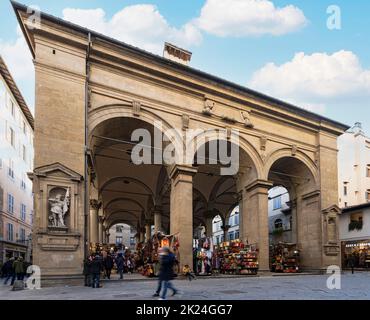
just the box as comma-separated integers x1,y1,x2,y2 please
0,56,34,264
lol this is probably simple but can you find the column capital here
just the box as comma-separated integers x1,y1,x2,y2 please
90,199,102,210
245,179,273,193
169,165,197,180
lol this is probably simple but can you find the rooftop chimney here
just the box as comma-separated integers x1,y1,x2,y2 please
163,42,192,66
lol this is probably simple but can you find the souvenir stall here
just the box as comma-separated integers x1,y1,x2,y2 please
194,237,214,275
216,240,259,275
270,242,300,273
140,232,180,277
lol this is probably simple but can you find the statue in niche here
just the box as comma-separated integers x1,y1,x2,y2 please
49,188,70,227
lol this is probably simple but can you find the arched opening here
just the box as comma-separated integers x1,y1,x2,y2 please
108,223,136,250
89,116,172,251
267,156,319,270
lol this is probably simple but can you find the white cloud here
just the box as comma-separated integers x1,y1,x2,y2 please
0,27,35,110
248,50,370,112
0,27,34,82
195,0,307,37
63,5,202,55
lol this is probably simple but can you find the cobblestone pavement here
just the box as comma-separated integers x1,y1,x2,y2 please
0,272,369,300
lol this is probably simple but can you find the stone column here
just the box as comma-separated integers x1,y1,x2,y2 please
221,224,230,242
98,217,104,244
154,207,162,233
89,200,101,244
242,180,272,271
170,165,197,270
205,212,214,237
139,228,145,243
288,199,298,244
145,221,151,242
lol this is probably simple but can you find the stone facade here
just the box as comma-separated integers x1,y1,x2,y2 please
13,2,349,281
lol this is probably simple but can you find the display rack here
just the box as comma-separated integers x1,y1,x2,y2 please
270,242,300,273
217,240,259,275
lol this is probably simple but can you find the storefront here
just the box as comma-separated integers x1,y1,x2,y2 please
341,240,370,269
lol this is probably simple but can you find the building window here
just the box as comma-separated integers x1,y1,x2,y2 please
273,196,282,210
130,237,135,246
10,101,15,117
116,225,123,233
349,213,363,231
23,121,26,135
30,210,34,225
234,213,239,226
367,190,370,202
228,231,234,241
21,204,26,221
366,165,370,177
116,236,123,245
21,178,26,190
343,185,347,196
274,218,283,229
22,145,26,162
7,223,14,241
8,159,14,179
8,127,15,147
7,194,14,214
234,231,239,240
344,202,348,207
20,228,26,242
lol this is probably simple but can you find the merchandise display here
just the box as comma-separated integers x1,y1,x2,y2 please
270,242,300,273
216,240,259,275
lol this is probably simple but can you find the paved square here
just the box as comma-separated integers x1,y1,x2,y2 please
0,272,369,300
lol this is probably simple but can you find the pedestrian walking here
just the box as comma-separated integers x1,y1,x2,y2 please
91,253,103,288
83,256,92,287
2,257,15,285
103,254,114,280
13,257,25,281
115,253,124,280
348,254,355,274
156,247,178,300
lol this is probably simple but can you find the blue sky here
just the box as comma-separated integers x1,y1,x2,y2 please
1,0,369,134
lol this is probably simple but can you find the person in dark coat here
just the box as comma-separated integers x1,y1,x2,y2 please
348,254,355,274
156,247,178,300
83,257,92,286
2,258,15,285
91,254,103,288
103,254,114,280
115,253,124,280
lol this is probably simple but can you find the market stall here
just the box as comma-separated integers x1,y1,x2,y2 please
216,240,259,275
139,232,180,277
270,242,300,273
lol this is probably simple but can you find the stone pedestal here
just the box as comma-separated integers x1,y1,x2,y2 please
170,165,197,270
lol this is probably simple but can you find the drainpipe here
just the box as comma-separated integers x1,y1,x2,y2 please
84,32,92,259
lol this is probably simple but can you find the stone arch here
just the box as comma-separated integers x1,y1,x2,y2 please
88,104,181,147
263,148,318,185
187,129,264,179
